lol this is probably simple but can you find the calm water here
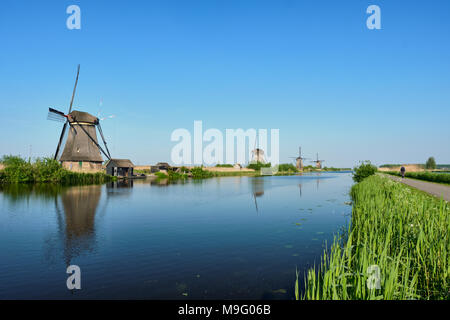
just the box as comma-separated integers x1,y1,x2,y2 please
0,172,353,299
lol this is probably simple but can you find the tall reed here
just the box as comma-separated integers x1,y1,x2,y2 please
0,156,114,184
297,175,449,300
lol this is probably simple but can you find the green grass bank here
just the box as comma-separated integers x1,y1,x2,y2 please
385,171,450,185
297,175,449,300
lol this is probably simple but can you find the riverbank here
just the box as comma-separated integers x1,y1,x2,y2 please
148,167,352,181
297,174,449,300
0,156,115,184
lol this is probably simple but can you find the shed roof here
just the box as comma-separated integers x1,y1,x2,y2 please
105,159,134,168
156,162,170,167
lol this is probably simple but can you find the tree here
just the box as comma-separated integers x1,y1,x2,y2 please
425,157,436,169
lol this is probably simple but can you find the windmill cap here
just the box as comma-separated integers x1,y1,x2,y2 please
68,110,99,124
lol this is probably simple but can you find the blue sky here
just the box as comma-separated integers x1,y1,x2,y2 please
0,0,449,167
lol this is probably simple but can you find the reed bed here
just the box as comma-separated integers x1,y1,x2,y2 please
0,156,114,184
297,175,449,300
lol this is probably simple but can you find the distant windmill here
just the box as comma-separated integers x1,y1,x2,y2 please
251,132,266,164
251,148,265,163
47,65,112,172
289,147,309,171
311,153,325,169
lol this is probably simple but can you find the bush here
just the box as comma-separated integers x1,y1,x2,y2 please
190,167,214,179
1,155,28,167
247,162,271,171
0,155,114,184
278,163,298,172
154,172,168,179
167,170,188,180
352,161,377,183
215,164,233,168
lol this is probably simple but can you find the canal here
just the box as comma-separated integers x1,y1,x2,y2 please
0,172,353,299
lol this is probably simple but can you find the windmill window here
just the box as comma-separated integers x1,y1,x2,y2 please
77,147,80,153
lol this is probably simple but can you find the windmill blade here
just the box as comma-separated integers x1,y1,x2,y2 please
47,108,66,122
68,64,80,114
78,124,111,160
52,65,80,161
100,114,115,121
48,107,66,117
97,122,112,159
47,113,66,123
97,98,103,118
54,122,68,160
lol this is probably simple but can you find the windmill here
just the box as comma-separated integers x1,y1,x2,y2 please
251,132,266,164
289,147,309,171
251,177,265,213
47,65,112,172
311,153,325,169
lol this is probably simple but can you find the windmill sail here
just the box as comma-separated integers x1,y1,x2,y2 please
47,108,67,122
48,65,112,172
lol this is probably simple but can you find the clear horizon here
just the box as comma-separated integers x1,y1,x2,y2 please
1,0,449,167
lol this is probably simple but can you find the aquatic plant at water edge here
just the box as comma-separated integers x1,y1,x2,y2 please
0,155,115,184
190,167,214,179
297,175,449,300
168,170,188,180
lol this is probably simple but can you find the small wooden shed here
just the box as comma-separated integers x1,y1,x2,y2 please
105,159,134,177
151,162,171,173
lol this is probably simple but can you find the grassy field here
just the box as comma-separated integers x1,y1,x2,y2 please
385,171,450,185
297,175,449,300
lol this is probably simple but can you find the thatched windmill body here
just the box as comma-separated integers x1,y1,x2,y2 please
311,153,325,169
290,147,309,170
47,65,111,172
251,148,265,163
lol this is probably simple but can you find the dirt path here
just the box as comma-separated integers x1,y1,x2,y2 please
384,174,450,202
